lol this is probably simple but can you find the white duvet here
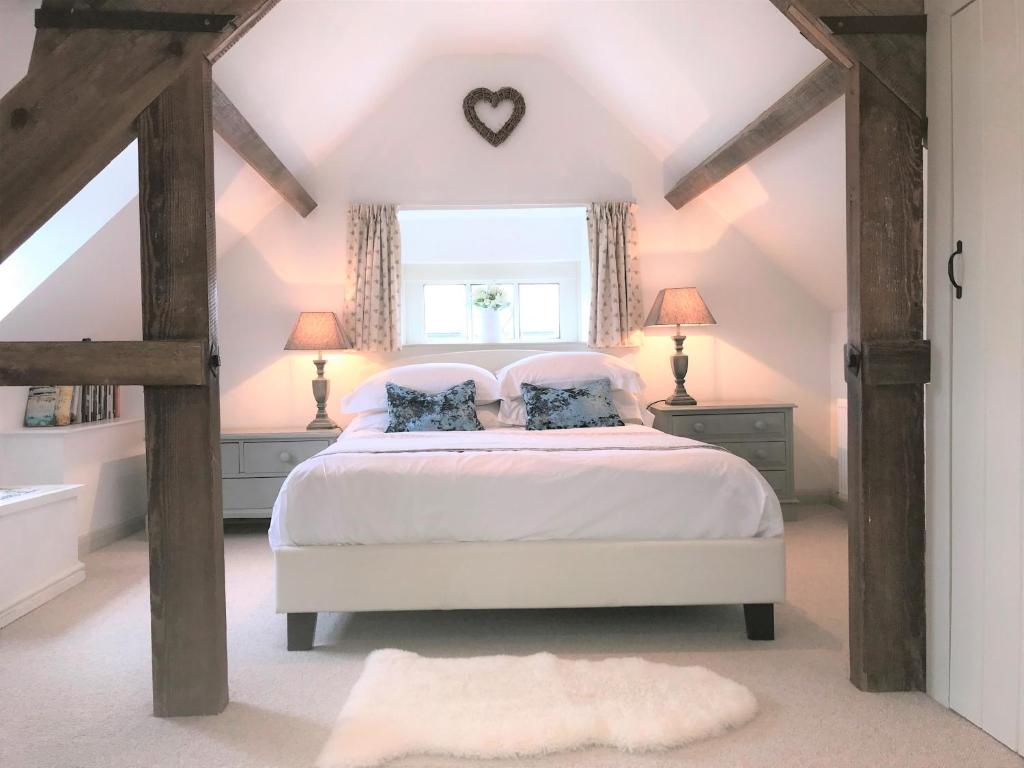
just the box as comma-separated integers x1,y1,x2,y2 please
269,424,783,548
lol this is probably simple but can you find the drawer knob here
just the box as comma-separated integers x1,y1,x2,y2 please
754,419,767,431
692,421,705,433
278,451,293,463
755,448,768,459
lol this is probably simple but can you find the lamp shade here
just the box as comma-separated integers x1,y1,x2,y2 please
644,287,716,327
284,312,351,351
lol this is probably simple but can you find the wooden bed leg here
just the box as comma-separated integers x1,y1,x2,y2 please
743,603,775,641
287,612,317,651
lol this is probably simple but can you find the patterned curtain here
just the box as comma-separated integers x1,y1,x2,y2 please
587,202,643,348
345,204,402,352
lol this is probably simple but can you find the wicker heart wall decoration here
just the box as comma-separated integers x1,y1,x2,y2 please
463,87,526,147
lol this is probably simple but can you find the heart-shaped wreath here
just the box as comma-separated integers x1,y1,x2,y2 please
463,87,526,147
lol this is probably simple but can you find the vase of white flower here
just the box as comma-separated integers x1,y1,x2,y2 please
472,285,510,343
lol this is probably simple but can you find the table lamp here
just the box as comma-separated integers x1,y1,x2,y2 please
644,287,716,406
284,312,351,430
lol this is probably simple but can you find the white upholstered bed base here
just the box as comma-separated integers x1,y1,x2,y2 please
274,350,787,647
275,537,786,613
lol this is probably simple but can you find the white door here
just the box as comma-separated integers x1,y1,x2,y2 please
949,0,1024,754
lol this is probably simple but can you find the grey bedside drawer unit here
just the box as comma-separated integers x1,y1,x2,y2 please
220,428,341,518
649,402,796,503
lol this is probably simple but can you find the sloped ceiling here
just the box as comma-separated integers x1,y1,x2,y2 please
214,0,845,310
1,1,846,314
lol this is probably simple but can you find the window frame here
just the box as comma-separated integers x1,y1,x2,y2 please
403,261,581,346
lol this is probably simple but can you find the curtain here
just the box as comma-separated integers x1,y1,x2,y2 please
345,204,402,352
587,202,643,348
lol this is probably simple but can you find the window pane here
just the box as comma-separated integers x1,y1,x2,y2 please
519,283,560,339
470,283,514,343
423,284,468,340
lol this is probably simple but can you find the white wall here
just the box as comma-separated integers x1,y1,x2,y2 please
0,420,147,554
215,54,836,493
0,202,146,428
0,203,147,548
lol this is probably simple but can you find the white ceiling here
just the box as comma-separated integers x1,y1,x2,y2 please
215,0,826,174
215,0,845,310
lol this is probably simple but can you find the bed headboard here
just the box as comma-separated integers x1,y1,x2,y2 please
397,349,550,373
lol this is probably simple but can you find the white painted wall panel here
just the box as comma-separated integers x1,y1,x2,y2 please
949,0,986,726
947,0,1024,753
978,0,1024,748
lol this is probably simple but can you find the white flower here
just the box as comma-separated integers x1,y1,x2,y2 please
472,285,510,311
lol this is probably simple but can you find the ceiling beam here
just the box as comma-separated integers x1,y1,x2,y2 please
665,61,844,210
821,15,926,35
0,1,280,264
767,1,925,119
212,82,317,217
0,340,209,386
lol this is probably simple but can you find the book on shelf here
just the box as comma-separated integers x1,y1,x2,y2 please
55,386,74,426
24,386,59,427
23,384,121,427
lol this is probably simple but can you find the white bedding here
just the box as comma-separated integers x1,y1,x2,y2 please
269,423,783,548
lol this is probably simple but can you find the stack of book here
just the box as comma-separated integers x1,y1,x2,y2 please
23,385,121,428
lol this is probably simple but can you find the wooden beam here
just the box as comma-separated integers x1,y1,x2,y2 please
0,341,207,386
665,61,844,210
138,59,228,717
35,8,237,33
845,63,926,692
212,82,317,217
858,340,931,386
0,1,280,264
768,0,925,120
822,15,926,36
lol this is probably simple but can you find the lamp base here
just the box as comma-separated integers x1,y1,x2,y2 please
307,356,338,431
306,415,339,430
666,392,697,406
666,335,698,406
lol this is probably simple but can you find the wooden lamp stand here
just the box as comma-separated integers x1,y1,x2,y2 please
666,333,697,406
307,355,337,430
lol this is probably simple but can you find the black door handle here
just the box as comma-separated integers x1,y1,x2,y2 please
948,240,963,299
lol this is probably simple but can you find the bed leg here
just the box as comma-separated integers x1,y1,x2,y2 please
743,603,774,641
287,612,317,651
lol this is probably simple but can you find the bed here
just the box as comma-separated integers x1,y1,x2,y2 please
271,350,785,649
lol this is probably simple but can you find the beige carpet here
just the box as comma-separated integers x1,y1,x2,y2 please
0,506,1019,768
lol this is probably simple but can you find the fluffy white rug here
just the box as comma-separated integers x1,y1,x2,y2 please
317,649,758,768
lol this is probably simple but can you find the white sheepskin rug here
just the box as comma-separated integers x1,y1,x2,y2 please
317,649,758,768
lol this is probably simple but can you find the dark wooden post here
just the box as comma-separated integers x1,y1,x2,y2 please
137,59,228,717
845,63,926,691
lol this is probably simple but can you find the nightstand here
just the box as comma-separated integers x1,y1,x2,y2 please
220,427,341,518
648,402,796,503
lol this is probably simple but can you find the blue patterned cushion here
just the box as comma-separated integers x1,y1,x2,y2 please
520,378,625,430
385,379,483,433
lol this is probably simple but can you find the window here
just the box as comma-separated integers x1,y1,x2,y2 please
423,284,469,340
417,280,562,344
400,207,589,345
406,265,579,344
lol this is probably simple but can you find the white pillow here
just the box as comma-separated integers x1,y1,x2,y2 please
498,389,644,426
341,363,501,414
496,352,644,400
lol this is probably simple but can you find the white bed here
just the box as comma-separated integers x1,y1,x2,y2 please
271,350,786,649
